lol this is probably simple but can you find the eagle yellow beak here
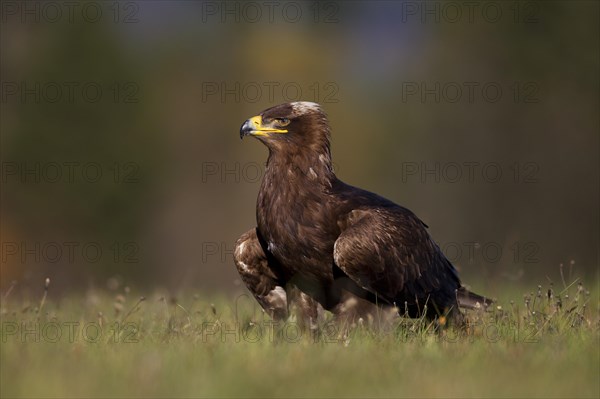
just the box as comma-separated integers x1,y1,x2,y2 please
240,115,288,139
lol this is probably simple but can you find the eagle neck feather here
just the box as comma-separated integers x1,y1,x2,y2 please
264,144,335,188
257,144,336,240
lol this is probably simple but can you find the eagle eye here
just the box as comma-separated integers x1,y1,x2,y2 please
275,118,290,126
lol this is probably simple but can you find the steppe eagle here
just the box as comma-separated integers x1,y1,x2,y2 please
235,101,490,327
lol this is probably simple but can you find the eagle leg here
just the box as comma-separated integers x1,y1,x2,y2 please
234,228,288,321
285,283,325,336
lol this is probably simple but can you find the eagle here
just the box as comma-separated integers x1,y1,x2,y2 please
235,101,490,328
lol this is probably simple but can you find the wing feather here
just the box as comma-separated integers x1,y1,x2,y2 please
333,208,460,307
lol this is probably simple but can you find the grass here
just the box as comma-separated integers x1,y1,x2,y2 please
0,276,598,399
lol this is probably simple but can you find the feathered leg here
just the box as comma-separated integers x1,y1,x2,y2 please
234,228,325,336
234,228,288,321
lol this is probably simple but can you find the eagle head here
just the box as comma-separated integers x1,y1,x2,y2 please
240,102,331,154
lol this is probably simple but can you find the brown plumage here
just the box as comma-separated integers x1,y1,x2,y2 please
235,102,491,327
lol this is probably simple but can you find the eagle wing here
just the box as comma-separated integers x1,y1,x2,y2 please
333,207,461,309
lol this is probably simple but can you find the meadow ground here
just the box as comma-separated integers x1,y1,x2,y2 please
1,277,598,399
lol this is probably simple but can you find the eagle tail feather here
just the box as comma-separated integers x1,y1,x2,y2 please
456,286,493,309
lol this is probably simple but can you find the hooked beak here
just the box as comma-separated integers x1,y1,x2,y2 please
240,115,288,139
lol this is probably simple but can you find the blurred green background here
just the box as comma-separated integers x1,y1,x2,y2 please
1,1,598,299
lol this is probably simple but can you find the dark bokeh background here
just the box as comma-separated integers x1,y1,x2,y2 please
1,1,598,298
